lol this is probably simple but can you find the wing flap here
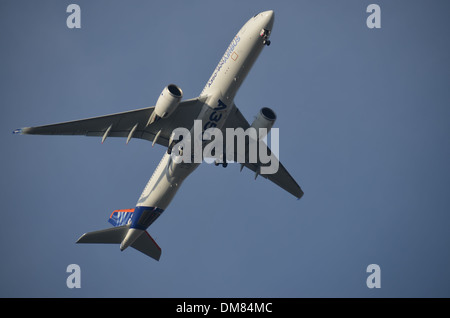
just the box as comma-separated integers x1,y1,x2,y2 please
243,161,304,199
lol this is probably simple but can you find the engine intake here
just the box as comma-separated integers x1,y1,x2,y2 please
250,107,276,139
147,84,183,126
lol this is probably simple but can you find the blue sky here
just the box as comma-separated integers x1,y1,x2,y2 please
1,0,450,297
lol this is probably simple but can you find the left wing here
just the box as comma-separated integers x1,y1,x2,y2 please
222,105,304,199
14,98,204,147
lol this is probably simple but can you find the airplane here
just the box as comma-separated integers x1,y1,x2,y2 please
13,10,303,261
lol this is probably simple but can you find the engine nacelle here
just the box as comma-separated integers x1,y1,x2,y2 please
155,84,183,118
147,84,183,126
250,107,277,139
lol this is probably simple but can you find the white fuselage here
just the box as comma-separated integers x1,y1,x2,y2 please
135,11,274,217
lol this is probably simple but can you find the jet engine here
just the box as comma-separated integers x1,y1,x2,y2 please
147,84,183,126
250,107,276,139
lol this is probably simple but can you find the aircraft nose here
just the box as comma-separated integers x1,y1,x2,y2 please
262,10,274,30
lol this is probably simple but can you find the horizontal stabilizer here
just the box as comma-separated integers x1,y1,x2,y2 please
76,225,128,244
131,231,162,261
76,225,161,261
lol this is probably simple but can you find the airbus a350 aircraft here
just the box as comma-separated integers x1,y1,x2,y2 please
14,10,303,260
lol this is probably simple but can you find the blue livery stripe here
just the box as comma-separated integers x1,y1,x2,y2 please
130,206,164,230
109,209,134,227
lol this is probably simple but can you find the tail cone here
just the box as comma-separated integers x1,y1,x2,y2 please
120,228,144,251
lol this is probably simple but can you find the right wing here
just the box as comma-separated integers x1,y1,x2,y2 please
222,105,304,199
14,98,204,147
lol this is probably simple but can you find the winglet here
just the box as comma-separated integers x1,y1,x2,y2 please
12,128,23,135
